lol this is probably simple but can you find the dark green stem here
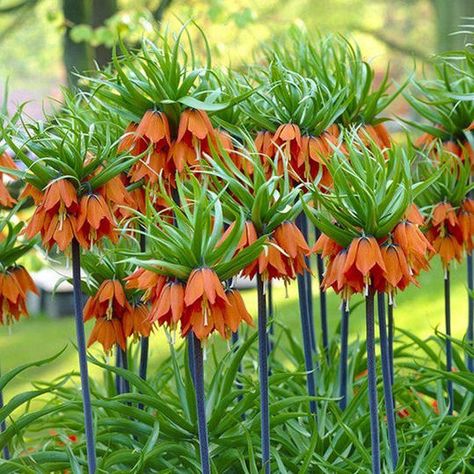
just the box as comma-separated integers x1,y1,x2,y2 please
467,253,473,373
192,334,210,474
71,239,97,473
339,302,349,410
377,292,398,469
366,287,381,474
444,270,454,415
0,371,9,460
257,275,271,473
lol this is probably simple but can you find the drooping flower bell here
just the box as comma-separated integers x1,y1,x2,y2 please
95,173,137,220
24,179,80,251
273,123,302,164
22,164,130,252
139,266,253,341
425,202,466,269
170,109,216,173
84,279,131,351
123,111,172,184
342,236,386,294
148,279,186,330
358,123,392,150
84,279,131,322
296,135,333,187
223,220,312,283
87,317,127,353
76,193,118,248
392,220,433,276
457,199,474,252
254,131,276,163
122,303,152,340
373,243,413,294
0,266,38,326
125,267,167,303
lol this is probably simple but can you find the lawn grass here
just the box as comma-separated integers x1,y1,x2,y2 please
0,258,469,398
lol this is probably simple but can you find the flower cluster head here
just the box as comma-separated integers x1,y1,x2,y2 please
120,108,218,191
425,200,474,269
407,56,474,168
123,176,265,341
416,150,474,270
91,28,244,208
81,247,153,352
416,126,474,168
240,62,343,185
23,179,121,251
222,220,311,283
84,279,130,351
205,139,312,283
315,211,433,302
6,111,138,253
254,123,336,186
0,223,38,325
246,33,400,185
128,267,252,341
306,133,433,301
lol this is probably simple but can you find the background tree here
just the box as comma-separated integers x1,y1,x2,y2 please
0,0,472,98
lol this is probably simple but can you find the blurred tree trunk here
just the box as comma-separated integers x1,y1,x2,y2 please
153,0,173,25
63,0,92,88
92,0,118,68
433,0,474,51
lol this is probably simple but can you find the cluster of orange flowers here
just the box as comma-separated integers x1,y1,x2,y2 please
416,122,474,168
222,221,312,282
84,279,152,352
126,267,253,341
0,152,17,208
255,124,334,184
22,178,131,251
314,206,432,301
426,200,474,269
119,109,233,191
254,122,391,185
0,266,38,326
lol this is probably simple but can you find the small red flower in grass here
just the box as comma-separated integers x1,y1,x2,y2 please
397,408,410,419
355,369,368,380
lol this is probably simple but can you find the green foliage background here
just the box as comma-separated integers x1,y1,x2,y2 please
1,0,468,103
